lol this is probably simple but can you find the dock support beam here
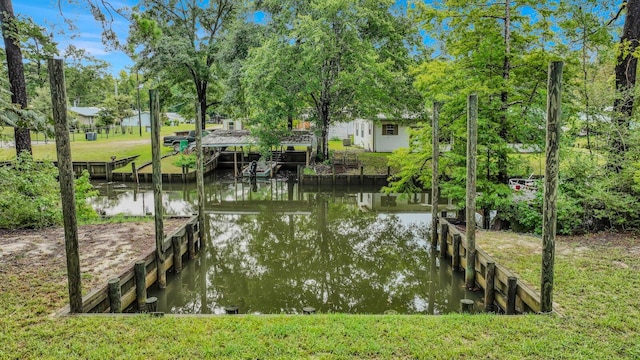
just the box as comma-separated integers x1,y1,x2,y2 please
541,61,563,313
134,261,147,312
431,102,441,248
49,59,83,313
150,89,166,289
465,94,478,289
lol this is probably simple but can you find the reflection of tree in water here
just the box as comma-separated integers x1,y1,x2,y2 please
177,193,440,314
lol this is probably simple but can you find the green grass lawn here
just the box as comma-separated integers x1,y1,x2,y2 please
2,230,639,358
2,132,639,358
0,124,195,162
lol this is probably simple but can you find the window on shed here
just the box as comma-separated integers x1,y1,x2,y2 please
382,124,398,135
368,123,372,135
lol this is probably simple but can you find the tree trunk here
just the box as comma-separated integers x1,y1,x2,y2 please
196,80,208,130
0,0,32,154
611,0,640,169
498,0,512,184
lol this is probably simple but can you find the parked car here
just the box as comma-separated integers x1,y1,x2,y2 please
163,130,209,151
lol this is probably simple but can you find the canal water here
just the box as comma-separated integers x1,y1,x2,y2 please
92,174,483,315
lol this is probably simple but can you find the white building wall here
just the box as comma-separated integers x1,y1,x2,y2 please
353,119,375,151
375,123,410,152
328,121,354,139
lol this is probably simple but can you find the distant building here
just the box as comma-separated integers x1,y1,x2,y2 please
69,106,101,128
328,121,355,140
121,111,151,132
166,112,185,126
222,118,243,130
353,114,418,152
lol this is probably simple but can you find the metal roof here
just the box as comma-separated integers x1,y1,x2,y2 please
69,106,102,117
202,129,315,148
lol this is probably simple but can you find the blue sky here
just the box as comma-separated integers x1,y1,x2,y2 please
14,0,134,76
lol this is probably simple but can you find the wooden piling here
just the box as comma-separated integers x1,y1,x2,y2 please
360,166,364,185
186,223,196,260
484,262,496,312
172,236,182,274
108,278,121,313
541,61,563,313
431,102,442,248
439,222,449,258
452,233,461,271
106,161,112,182
224,306,239,314
506,276,518,315
131,161,138,184
460,299,474,313
195,105,206,248
302,306,316,315
134,261,147,312
150,89,166,288
465,94,478,289
48,59,82,313
146,296,158,312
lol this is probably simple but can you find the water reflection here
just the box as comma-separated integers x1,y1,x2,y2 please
91,177,482,314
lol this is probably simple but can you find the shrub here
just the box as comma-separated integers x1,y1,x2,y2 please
75,170,100,222
0,152,62,229
173,154,197,169
0,153,99,229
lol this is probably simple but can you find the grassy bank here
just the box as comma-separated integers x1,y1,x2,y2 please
1,230,639,358
0,124,194,162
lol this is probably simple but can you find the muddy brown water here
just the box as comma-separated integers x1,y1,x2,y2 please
91,173,483,314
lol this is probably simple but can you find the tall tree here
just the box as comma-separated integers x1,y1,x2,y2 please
612,0,640,169
128,0,240,130
413,0,557,185
0,0,31,154
558,0,616,157
251,0,422,160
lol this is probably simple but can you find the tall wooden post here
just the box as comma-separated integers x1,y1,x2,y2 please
150,89,166,288
541,61,563,313
465,94,478,289
48,59,82,313
195,105,206,246
431,102,442,248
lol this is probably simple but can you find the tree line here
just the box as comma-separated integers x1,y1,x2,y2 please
2,0,640,234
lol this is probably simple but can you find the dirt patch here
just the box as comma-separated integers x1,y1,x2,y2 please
0,219,187,292
560,231,640,247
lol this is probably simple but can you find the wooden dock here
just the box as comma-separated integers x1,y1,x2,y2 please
56,215,201,315
437,218,549,314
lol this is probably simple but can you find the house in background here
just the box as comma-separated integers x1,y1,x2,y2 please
69,106,101,129
121,111,152,132
166,112,185,126
328,121,355,140
353,114,417,152
222,118,243,130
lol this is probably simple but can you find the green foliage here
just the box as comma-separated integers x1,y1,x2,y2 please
0,153,99,229
501,152,640,235
0,152,61,229
74,170,99,222
97,94,135,129
248,0,423,159
173,154,197,169
302,167,316,175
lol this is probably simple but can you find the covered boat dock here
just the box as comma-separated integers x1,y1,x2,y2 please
201,129,316,177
